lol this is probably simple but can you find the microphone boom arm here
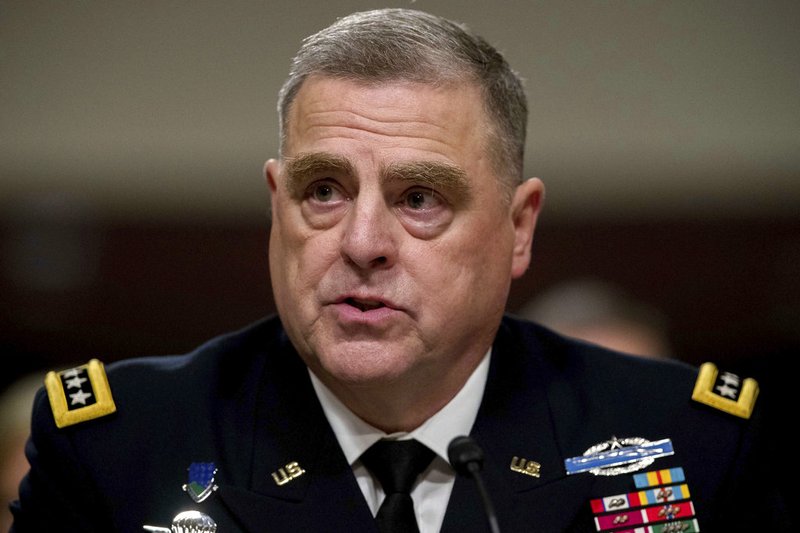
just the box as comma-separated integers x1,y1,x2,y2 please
448,435,502,533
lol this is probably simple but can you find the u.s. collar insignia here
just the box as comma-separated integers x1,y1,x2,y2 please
691,362,758,419
565,436,674,476
44,359,116,428
271,461,306,486
183,463,219,503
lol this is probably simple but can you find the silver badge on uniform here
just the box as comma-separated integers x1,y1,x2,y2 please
564,436,674,476
143,510,217,533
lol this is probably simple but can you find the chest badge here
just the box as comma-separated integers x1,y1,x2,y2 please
143,510,217,533
183,463,219,503
565,436,674,476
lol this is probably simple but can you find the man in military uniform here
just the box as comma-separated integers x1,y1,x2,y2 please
11,8,790,532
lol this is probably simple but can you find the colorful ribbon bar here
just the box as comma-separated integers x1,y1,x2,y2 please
594,501,695,531
633,467,685,489
590,484,691,513
612,518,700,533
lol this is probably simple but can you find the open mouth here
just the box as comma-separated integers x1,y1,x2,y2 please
345,298,386,312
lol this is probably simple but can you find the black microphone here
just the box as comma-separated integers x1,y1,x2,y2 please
448,435,501,533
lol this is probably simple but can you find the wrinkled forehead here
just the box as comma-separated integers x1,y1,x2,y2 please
283,76,492,154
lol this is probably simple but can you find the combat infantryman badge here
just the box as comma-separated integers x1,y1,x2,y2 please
183,463,219,503
44,359,116,428
565,436,674,476
143,510,217,533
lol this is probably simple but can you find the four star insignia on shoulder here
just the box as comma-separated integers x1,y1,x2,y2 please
44,359,116,428
691,362,758,419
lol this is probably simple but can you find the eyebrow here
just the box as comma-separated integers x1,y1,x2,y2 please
382,161,470,200
282,152,471,200
282,152,356,197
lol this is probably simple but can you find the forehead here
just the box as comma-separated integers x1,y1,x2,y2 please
284,76,490,161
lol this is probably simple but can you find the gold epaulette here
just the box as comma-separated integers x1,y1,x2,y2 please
44,359,117,428
691,362,758,419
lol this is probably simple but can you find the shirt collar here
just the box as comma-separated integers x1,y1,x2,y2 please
309,349,491,466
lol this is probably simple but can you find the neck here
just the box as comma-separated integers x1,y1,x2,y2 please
344,385,452,434
315,352,486,433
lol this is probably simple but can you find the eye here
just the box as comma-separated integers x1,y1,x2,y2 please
305,180,345,205
402,188,442,211
298,179,348,229
313,183,335,202
395,186,453,238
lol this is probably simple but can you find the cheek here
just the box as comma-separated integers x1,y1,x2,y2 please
411,234,499,298
269,212,307,305
271,220,339,292
442,219,515,287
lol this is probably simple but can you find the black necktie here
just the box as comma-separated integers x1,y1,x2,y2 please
360,439,436,533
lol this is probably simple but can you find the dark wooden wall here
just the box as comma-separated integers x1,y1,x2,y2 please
2,216,797,397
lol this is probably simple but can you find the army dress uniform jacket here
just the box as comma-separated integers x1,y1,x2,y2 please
11,316,790,532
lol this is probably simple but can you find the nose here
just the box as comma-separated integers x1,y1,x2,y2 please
340,195,397,271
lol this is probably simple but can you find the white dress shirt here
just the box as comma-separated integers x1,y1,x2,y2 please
309,350,491,533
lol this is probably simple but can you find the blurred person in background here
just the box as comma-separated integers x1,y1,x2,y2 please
0,374,42,533
518,278,673,359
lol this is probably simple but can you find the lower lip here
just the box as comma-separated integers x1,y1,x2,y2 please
332,302,401,325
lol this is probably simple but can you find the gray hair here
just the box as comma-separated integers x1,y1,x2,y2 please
277,8,527,192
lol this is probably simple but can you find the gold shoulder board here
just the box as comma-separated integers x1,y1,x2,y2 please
691,362,758,419
44,359,117,428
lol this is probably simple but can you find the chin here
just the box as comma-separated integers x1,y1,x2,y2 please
316,343,417,386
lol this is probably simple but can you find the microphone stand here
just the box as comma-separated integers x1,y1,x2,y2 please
448,435,501,533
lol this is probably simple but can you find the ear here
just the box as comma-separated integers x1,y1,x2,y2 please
265,159,280,193
265,159,281,215
509,178,545,279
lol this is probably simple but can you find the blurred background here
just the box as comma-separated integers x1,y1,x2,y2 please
2,1,798,393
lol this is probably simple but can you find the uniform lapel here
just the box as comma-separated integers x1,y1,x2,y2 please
214,332,376,533
441,320,595,532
